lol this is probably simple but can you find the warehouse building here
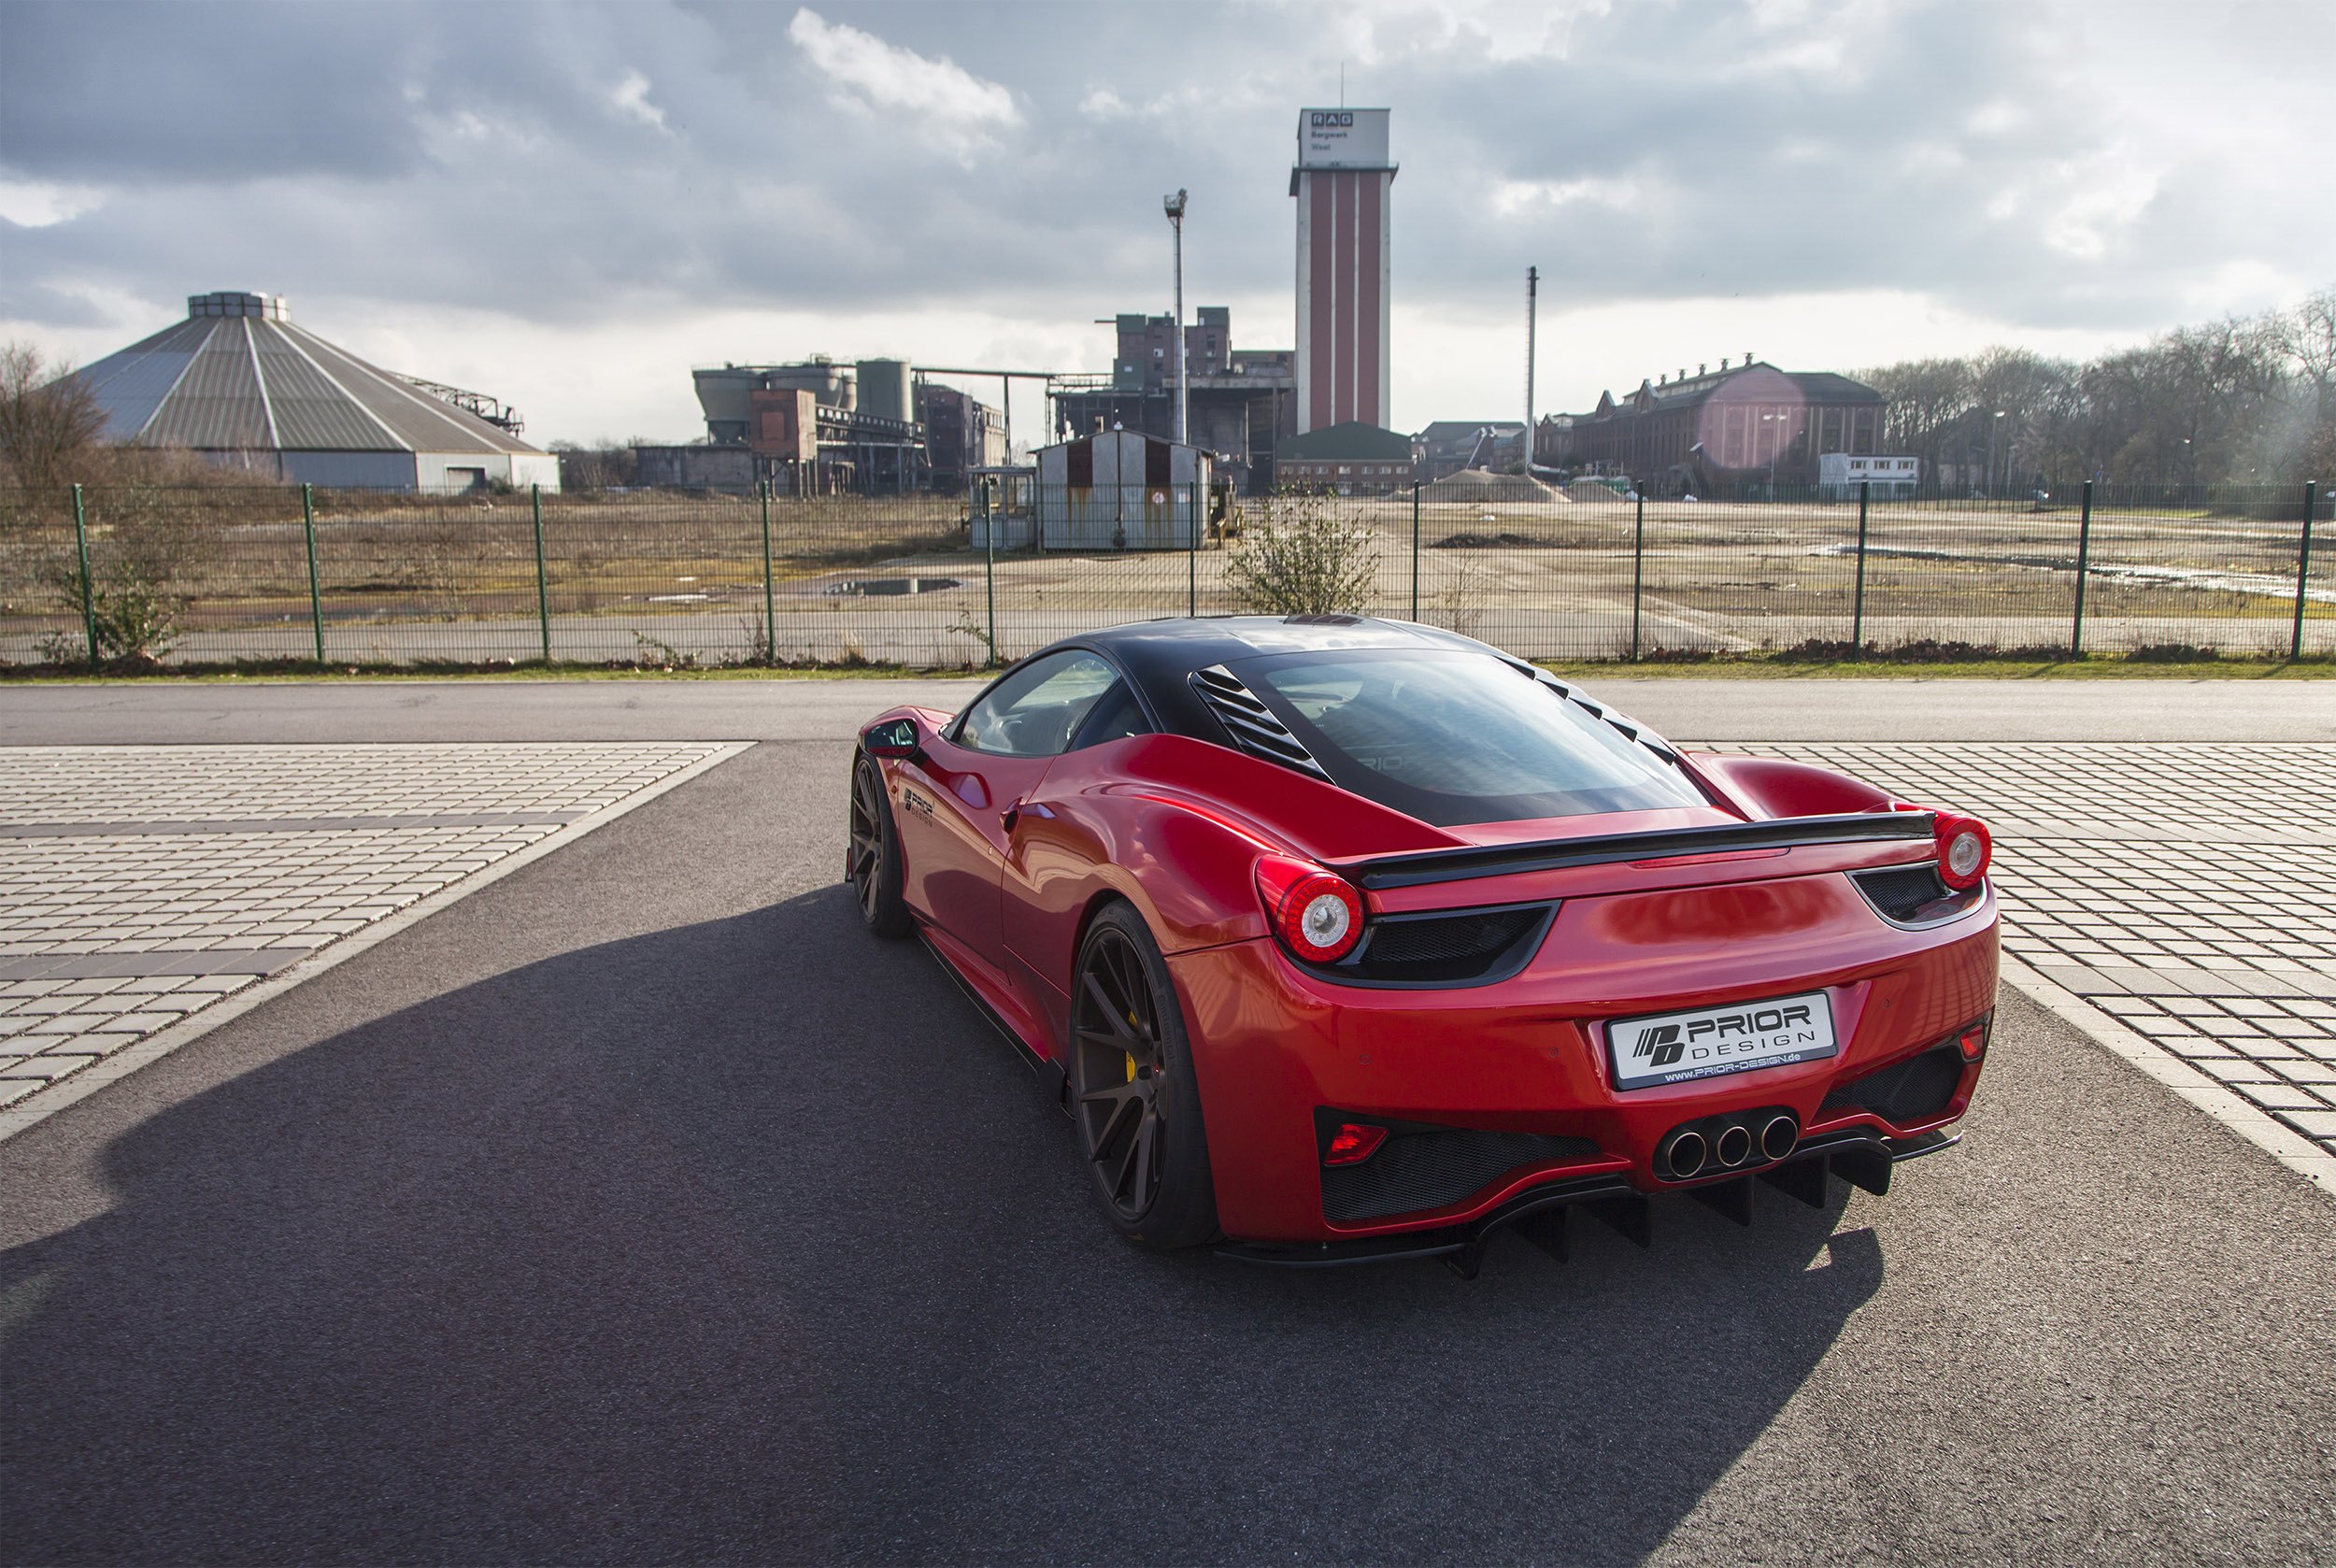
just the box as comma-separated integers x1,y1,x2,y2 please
69,292,557,491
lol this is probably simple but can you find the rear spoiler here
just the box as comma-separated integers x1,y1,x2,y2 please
1346,812,1937,891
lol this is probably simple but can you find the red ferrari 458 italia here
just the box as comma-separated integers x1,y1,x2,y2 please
848,617,1997,1272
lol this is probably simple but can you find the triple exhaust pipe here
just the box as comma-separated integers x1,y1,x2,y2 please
1660,1110,1799,1181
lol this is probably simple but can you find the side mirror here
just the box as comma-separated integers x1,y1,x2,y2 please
863,718,922,761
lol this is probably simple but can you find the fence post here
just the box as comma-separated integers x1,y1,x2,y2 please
300,483,325,663
531,483,550,663
1630,490,1645,662
760,480,776,666
1850,479,1871,652
1410,483,1421,621
1189,476,1198,618
71,482,97,668
2071,478,2094,658
984,478,998,666
2296,479,2321,661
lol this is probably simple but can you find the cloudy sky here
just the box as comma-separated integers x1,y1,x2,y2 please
2,0,2329,445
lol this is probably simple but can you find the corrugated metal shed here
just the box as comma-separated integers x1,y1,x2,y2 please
1033,431,1210,550
67,292,559,491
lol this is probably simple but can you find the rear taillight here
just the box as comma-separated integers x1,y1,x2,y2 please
1255,855,1365,963
1323,1123,1388,1166
1958,1019,1990,1062
1934,814,1992,890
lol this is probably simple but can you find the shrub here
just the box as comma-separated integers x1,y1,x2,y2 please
1224,487,1380,617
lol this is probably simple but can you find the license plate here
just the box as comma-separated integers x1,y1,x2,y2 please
1606,991,1837,1090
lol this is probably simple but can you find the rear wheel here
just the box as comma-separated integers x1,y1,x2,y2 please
847,752,912,938
1068,902,1218,1249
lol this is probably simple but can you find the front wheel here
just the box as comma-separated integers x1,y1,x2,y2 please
847,752,912,938
1068,902,1218,1249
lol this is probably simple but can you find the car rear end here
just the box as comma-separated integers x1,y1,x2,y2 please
1170,801,1998,1251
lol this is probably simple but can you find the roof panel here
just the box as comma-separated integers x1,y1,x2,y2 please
71,319,213,439
281,325,534,455
141,321,273,449
250,323,404,450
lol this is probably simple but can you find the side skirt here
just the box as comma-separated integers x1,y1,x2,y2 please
917,925,1050,1075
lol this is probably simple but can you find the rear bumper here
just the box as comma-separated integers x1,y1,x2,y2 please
1168,878,1998,1245
1216,1128,1959,1268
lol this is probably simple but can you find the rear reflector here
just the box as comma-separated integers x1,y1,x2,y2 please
1323,1123,1388,1166
1959,1022,1988,1062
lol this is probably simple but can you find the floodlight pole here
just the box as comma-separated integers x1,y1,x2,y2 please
1165,189,1189,446
1524,267,1538,473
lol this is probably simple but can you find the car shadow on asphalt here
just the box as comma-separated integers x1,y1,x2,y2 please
1,883,1884,1566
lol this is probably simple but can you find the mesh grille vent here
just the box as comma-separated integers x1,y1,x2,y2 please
1823,1044,1963,1125
1322,1128,1602,1222
1851,863,1982,926
1350,905,1546,982
1190,664,1332,782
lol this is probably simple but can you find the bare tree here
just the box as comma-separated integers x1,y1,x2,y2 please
0,342,108,492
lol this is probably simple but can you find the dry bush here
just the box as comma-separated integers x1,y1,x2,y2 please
1225,487,1381,616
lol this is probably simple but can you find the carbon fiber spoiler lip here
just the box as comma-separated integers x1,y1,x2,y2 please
1345,811,1938,891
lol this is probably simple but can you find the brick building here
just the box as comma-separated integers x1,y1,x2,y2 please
1548,361,1887,492
1273,421,1415,494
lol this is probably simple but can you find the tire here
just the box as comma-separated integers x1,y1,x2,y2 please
1067,902,1218,1249
847,752,913,939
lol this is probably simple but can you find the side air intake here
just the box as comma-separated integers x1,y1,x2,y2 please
1190,664,1333,782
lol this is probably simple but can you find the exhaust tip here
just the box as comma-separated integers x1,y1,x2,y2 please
1666,1130,1708,1179
1714,1124,1753,1168
1760,1114,1800,1162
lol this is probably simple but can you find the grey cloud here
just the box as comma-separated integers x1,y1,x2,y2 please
1,0,2327,350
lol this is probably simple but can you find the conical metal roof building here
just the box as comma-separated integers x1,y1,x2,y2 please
71,292,559,492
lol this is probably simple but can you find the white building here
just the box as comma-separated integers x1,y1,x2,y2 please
1818,452,1920,498
70,292,559,492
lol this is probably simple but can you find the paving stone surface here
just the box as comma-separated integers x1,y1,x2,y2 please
1716,742,2336,1162
0,744,732,1108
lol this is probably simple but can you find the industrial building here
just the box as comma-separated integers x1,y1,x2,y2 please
67,292,557,491
1545,361,1888,492
1030,430,1211,550
1417,421,1526,482
1050,307,1295,489
662,357,1008,493
1273,421,1415,494
1291,108,1395,435
919,383,1009,492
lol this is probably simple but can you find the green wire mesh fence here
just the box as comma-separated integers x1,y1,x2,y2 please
0,478,2322,670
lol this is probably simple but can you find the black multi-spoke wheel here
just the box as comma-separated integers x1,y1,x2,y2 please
1068,902,1218,1249
847,752,912,938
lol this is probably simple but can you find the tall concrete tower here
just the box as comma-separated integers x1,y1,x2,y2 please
1290,107,1395,434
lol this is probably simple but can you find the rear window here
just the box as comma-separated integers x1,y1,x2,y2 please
1234,650,1703,826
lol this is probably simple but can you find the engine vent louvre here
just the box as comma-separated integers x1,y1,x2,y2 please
1190,664,1333,782
1851,862,1983,927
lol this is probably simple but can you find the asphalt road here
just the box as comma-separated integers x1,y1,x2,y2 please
4,735,2330,1565
0,671,2328,746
